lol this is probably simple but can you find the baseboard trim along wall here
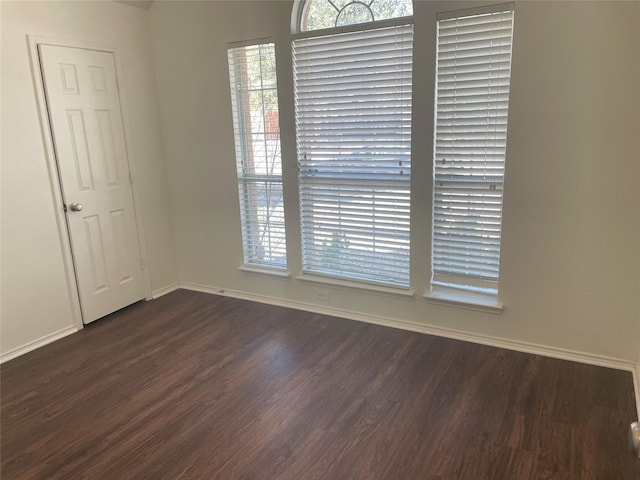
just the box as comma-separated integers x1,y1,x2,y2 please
0,326,78,364
0,283,179,363
180,282,635,371
3,284,639,419
151,283,180,299
181,282,640,416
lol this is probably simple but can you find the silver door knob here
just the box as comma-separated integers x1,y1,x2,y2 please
69,202,83,212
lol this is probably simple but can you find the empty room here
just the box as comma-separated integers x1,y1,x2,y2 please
1,0,639,478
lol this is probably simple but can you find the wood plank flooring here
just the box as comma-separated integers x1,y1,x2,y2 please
2,289,638,479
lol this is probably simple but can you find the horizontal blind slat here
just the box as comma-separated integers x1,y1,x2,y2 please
431,8,513,294
295,24,413,287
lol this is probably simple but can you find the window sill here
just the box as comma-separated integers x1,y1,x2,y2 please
238,265,291,278
424,288,503,314
297,273,414,298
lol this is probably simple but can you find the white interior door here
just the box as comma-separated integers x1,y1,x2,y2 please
39,44,145,324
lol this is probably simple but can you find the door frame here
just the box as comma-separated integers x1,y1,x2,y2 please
28,35,152,328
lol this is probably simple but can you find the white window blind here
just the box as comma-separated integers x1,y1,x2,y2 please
293,25,413,288
228,42,286,269
431,5,514,295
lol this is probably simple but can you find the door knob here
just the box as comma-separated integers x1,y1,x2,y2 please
69,202,83,212
631,421,640,457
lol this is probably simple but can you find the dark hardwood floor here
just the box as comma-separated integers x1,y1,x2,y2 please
1,289,638,479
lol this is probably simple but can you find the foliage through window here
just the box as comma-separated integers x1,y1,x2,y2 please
299,0,413,32
228,42,286,269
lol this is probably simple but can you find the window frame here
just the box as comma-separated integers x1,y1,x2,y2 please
291,0,414,34
227,39,288,272
292,2,414,290
427,3,515,309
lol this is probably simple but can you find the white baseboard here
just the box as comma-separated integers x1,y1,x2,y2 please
151,283,180,299
0,326,78,364
182,282,640,416
4,285,637,418
180,282,637,372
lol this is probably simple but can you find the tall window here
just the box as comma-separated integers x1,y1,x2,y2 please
431,5,514,299
293,1,413,287
228,42,286,269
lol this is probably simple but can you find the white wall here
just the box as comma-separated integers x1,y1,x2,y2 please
149,0,640,362
1,1,177,357
2,0,637,365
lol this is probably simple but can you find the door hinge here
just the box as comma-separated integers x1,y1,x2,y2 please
140,258,145,271
129,171,133,185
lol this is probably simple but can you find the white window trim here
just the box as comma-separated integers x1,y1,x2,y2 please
424,290,504,314
298,273,414,299
429,3,515,308
238,265,291,278
291,0,413,35
294,23,414,289
228,39,287,271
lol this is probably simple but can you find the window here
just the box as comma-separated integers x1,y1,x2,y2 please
431,5,515,300
297,0,413,32
228,41,286,269
293,5,413,287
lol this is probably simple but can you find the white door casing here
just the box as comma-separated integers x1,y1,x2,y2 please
38,44,145,324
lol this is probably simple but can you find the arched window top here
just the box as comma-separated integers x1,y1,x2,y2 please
293,0,413,33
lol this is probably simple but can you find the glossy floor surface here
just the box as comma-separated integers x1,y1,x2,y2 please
2,289,638,479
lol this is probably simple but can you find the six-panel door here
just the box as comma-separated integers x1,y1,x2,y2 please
39,45,145,324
